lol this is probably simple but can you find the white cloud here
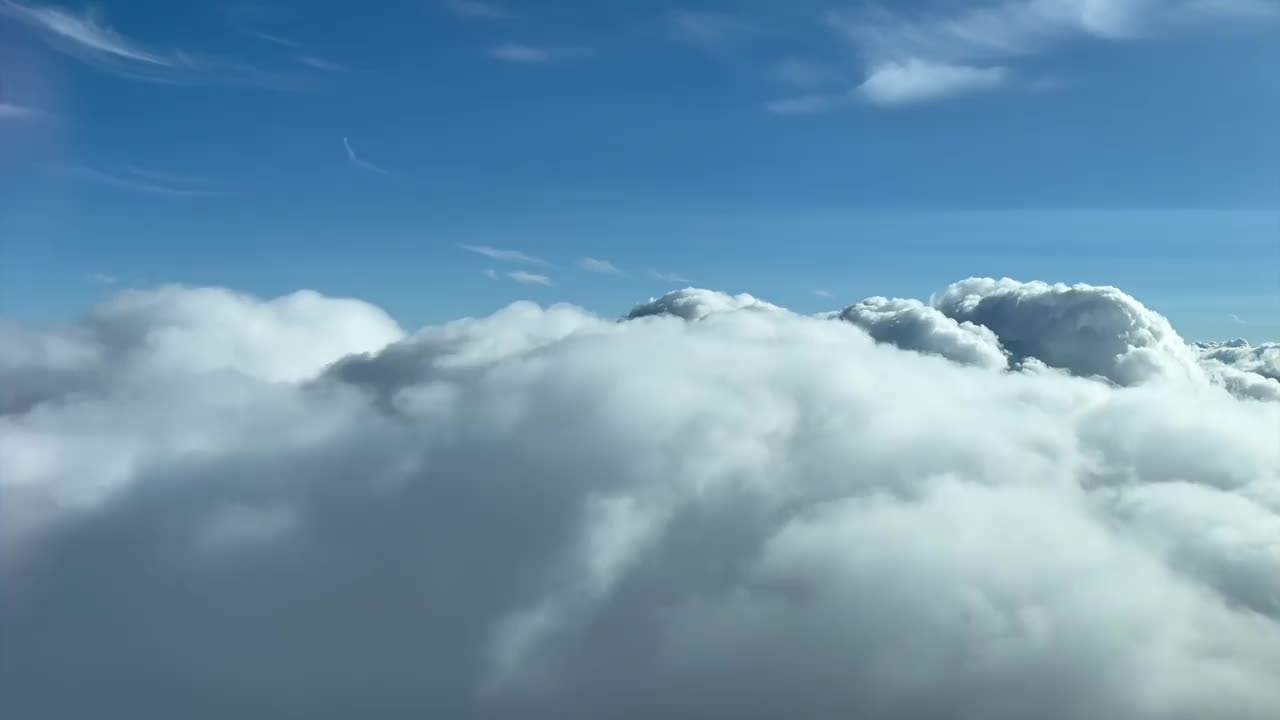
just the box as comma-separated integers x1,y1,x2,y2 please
577,257,621,275
838,296,1009,370
3,280,1280,718
342,137,394,177
508,270,552,286
857,59,1009,106
813,289,833,299
490,44,591,64
446,0,519,21
461,244,550,266
825,0,1276,105
626,288,783,321
87,272,118,286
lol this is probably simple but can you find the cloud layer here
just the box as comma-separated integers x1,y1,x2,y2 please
2,277,1279,719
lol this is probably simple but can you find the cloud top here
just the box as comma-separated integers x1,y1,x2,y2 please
2,278,1279,719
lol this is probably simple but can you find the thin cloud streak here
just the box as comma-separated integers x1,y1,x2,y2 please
446,0,519,21
666,9,755,52
2,0,168,65
578,257,622,275
650,270,691,284
0,102,42,119
460,245,551,266
508,270,552,286
51,164,224,198
490,44,591,63
342,137,394,177
2,1,314,88
814,289,834,298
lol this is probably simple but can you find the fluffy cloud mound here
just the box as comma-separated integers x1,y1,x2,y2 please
0,285,404,413
933,278,1206,386
1196,340,1280,382
837,296,1008,370
3,282,1280,719
626,287,783,321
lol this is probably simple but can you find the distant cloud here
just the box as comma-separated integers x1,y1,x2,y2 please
578,257,621,275
490,44,591,64
1,1,312,87
0,102,42,119
483,268,499,280
823,0,1276,106
1,0,168,65
508,270,552,286
1229,313,1248,325
245,30,299,48
856,59,1008,106
342,137,394,177
51,164,223,197
297,56,344,71
460,244,550,266
666,9,755,52
772,57,842,90
766,94,843,116
813,289,834,299
650,270,690,284
446,0,518,21
87,272,118,286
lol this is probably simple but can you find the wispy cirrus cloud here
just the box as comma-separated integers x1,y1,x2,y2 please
508,270,552,286
666,9,756,52
815,0,1277,108
762,0,1277,114
460,244,551,267
0,102,43,119
650,269,690,284
489,44,591,64
342,137,394,177
857,59,1009,106
2,1,315,88
578,257,622,275
86,272,118,286
766,93,845,116
446,0,519,21
813,289,834,299
50,164,223,197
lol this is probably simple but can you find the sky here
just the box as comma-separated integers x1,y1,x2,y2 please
0,0,1277,340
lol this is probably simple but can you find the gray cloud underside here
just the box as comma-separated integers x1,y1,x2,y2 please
2,277,1279,719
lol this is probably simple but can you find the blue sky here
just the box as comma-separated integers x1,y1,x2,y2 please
1,0,1277,340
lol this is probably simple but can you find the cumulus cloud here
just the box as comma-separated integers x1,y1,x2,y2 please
837,296,1008,370
625,287,783,321
3,279,1280,719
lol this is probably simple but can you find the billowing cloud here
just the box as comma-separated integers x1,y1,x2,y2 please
837,296,1008,370
3,279,1280,719
625,287,783,321
933,278,1205,386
